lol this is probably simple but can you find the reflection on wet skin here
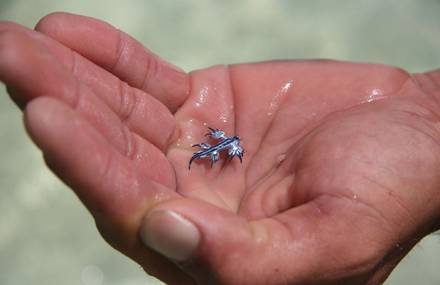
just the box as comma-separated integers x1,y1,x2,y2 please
267,80,294,117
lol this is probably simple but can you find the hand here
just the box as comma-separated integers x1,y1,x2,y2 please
1,13,440,285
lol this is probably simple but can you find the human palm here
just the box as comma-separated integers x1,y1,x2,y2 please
1,13,440,285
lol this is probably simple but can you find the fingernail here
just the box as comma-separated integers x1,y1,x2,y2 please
140,210,200,262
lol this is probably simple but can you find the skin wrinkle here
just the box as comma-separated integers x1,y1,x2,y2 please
314,192,396,241
227,66,256,201
247,165,277,193
110,30,159,99
98,158,145,225
261,172,294,217
118,79,128,120
54,27,177,151
210,184,233,212
360,174,417,231
308,197,392,279
176,75,191,112
70,76,83,111
167,71,194,148
391,104,440,125
73,83,125,155
245,135,297,193
69,47,77,76
162,119,177,153
217,65,237,174
55,28,149,130
226,65,237,138
380,116,440,221
261,174,284,210
245,83,290,184
400,92,440,120
271,213,299,242
121,124,135,159
165,120,180,152
140,50,159,93
118,80,137,123
426,72,440,88
84,131,114,205
109,29,125,73
391,115,440,148
412,74,440,109
258,187,269,219
219,66,238,174
275,174,296,211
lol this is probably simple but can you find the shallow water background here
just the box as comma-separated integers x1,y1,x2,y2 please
1,1,440,284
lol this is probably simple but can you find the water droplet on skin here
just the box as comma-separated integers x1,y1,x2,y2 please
175,139,182,147
173,119,199,148
195,86,209,107
366,88,384,103
267,80,294,117
219,113,228,123
153,189,169,203
222,105,234,122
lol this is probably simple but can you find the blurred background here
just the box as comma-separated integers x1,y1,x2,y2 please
1,1,440,284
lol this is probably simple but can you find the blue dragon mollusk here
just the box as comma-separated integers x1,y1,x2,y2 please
188,127,244,169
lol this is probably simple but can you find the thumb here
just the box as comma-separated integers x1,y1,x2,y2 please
138,198,260,283
138,195,395,284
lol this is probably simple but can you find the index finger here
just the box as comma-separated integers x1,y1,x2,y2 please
35,12,189,112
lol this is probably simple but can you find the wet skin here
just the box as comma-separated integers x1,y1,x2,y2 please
1,12,440,285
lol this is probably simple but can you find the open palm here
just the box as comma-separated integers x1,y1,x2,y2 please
1,13,440,285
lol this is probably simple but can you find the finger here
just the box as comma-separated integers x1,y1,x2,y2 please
0,30,175,188
0,21,175,151
420,68,440,101
139,196,395,284
24,97,190,284
139,198,252,284
424,68,440,84
413,69,440,108
35,12,189,112
25,97,150,221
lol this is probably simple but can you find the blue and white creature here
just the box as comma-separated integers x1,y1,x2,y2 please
189,127,244,169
